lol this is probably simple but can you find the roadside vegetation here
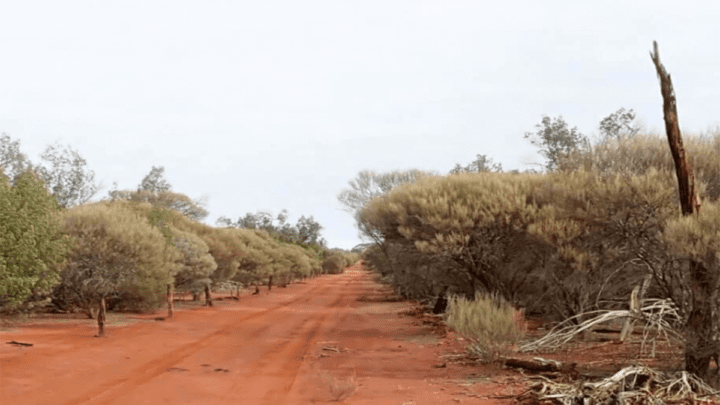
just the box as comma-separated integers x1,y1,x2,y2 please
444,292,526,363
339,98,720,394
0,138,356,336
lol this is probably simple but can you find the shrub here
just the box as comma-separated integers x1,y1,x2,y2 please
562,132,720,201
0,169,70,309
171,227,217,295
445,292,526,361
361,172,547,304
322,255,346,274
52,200,178,313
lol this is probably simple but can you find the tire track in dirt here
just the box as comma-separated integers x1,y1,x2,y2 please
217,277,353,404
58,282,326,405
259,292,347,404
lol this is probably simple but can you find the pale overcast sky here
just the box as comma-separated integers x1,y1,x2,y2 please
1,1,718,250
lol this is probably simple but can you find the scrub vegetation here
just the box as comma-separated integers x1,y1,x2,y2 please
339,105,720,389
0,141,357,336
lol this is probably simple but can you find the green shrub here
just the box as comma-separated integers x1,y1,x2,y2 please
0,169,70,309
445,292,526,361
322,255,346,274
170,227,216,295
53,200,178,313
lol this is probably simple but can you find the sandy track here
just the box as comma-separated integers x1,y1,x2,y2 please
1,264,511,405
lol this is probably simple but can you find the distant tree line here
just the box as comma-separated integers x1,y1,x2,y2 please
216,209,326,247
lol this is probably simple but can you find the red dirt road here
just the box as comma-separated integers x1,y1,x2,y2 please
1,264,513,404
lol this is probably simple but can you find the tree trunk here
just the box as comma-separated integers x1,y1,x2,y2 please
268,275,273,291
86,303,98,320
204,285,213,307
167,284,174,319
650,41,699,216
236,284,240,298
650,41,713,379
96,297,106,337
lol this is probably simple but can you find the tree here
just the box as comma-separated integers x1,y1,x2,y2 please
138,166,172,193
295,215,323,245
107,166,209,221
650,40,711,380
36,142,101,208
0,168,70,308
0,134,36,185
218,210,325,246
0,135,99,208
524,115,588,172
337,169,436,243
171,227,217,303
449,154,502,174
360,173,547,304
56,201,178,336
337,169,436,292
109,188,209,222
598,107,641,141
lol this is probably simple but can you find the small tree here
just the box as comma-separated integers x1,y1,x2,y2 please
598,107,642,141
449,154,502,174
36,142,101,208
524,115,588,172
0,134,36,185
0,168,70,309
1,135,100,208
337,169,436,281
57,201,178,336
295,215,323,245
107,165,209,221
138,166,172,193
171,228,217,303
219,210,325,246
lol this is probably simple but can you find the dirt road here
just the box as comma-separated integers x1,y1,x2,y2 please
1,264,513,404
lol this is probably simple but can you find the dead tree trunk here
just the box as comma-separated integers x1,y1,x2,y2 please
96,297,106,337
650,41,699,216
167,284,174,318
204,285,213,307
650,40,713,379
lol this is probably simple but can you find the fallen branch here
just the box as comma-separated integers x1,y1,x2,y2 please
515,365,720,404
6,340,33,347
503,357,564,373
519,299,683,355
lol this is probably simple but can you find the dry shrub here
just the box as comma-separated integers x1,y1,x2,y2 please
562,132,720,201
445,292,527,362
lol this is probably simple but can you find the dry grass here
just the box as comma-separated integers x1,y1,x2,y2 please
444,292,527,362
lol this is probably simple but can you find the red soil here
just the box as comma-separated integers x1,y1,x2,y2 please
1,264,520,405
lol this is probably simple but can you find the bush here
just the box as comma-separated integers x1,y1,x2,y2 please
0,169,70,309
445,292,526,361
562,132,720,201
52,200,178,313
171,227,217,295
322,255,346,274
361,172,547,305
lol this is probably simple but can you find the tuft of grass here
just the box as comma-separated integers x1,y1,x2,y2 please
444,292,526,362
320,370,357,402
